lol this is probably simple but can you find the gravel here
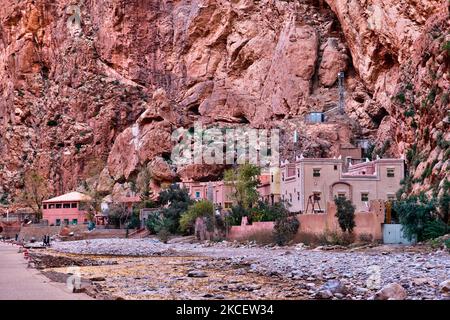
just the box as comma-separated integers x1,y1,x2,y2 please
51,238,450,299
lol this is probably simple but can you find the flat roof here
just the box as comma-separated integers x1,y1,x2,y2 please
43,192,92,203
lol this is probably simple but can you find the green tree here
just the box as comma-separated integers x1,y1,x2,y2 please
180,200,214,234
152,184,193,234
334,197,356,233
224,163,261,211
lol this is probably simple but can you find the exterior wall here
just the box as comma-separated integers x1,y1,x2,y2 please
42,201,87,225
180,181,234,209
258,167,281,205
228,216,275,241
281,158,404,213
280,162,304,212
302,159,342,212
228,201,386,241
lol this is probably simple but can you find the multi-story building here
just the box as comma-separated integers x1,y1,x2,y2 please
42,192,92,226
280,156,405,213
257,167,281,205
180,181,235,209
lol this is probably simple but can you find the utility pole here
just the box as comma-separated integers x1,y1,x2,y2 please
338,71,345,114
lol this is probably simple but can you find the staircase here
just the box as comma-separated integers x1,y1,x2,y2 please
128,228,150,239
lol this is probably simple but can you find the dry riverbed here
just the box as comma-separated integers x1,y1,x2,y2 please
26,238,450,300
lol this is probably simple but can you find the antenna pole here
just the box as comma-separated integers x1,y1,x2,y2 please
338,71,345,114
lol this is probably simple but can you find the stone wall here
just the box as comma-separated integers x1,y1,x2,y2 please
18,224,88,242
228,200,385,241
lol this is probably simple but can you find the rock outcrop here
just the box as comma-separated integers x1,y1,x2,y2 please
0,0,448,200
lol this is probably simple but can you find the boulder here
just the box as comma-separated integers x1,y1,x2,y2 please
373,283,407,300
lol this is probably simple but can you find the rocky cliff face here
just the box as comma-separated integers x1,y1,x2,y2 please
0,0,448,201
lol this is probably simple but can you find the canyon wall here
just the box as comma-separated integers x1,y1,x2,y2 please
0,0,448,202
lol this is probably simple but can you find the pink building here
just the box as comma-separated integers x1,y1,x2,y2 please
257,167,281,205
280,156,405,213
180,181,235,209
42,192,92,226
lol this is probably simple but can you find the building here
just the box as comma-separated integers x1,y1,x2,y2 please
280,156,404,213
257,167,281,205
180,181,235,210
42,192,92,226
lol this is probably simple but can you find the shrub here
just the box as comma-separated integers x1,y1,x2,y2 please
394,195,436,241
404,108,415,117
334,197,356,233
273,209,300,246
226,205,248,226
250,201,290,222
157,229,170,243
358,233,374,243
395,92,406,104
316,229,355,246
423,219,448,240
445,239,450,249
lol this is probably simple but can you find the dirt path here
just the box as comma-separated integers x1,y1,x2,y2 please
0,243,92,300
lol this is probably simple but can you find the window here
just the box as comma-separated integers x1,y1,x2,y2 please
224,202,232,209
313,169,321,177
71,203,77,208
289,193,292,202
387,194,395,201
55,219,61,226
313,192,321,201
56,203,62,209
72,219,78,225
338,193,346,199
43,204,47,210
297,169,300,178
63,219,69,225
297,192,300,201
49,204,55,209
195,191,201,199
361,193,369,202
387,168,395,177
334,165,338,171
63,203,70,209
271,175,274,183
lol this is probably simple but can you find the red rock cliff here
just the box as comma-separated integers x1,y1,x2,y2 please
0,0,448,201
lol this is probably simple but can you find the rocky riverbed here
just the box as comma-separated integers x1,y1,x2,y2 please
28,238,450,300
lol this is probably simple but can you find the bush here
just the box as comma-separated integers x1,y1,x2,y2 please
273,208,300,246
394,195,436,241
226,205,248,226
316,229,355,246
334,197,356,233
423,219,448,240
358,233,374,243
445,239,450,249
250,201,290,222
157,229,170,243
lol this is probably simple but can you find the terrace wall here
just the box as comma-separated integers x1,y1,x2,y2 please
228,200,385,241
